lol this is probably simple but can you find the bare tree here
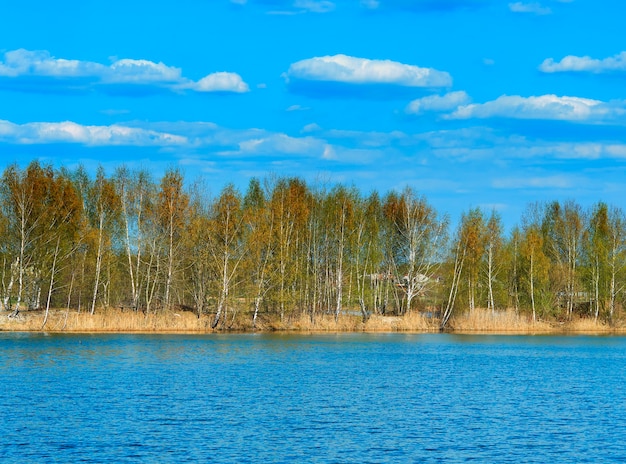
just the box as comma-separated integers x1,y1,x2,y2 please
157,168,189,310
383,188,447,315
210,185,245,329
485,211,503,314
88,167,120,315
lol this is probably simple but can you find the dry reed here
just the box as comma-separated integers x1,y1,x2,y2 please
447,307,626,334
247,310,438,332
2,306,626,334
0,308,212,333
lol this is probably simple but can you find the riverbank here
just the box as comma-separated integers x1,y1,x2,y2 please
2,307,625,335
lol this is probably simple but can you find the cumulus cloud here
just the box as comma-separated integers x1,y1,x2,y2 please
0,49,249,95
406,91,470,114
508,2,552,14
191,72,249,93
540,51,626,74
448,94,626,122
285,54,452,88
106,59,182,84
0,49,102,78
0,119,187,146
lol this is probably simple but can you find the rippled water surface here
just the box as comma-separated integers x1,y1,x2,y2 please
2,333,626,463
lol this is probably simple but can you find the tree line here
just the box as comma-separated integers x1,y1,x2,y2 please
1,161,625,328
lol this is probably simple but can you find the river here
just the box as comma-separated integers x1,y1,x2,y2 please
1,333,625,462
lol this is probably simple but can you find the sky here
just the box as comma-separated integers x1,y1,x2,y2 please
1,0,626,229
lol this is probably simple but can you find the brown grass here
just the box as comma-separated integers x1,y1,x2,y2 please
448,308,552,334
256,310,439,333
2,306,626,334
448,307,626,334
0,308,212,333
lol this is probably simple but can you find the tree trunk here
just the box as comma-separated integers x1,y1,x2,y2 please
487,245,495,315
441,241,465,330
90,213,104,315
43,237,61,329
530,252,536,323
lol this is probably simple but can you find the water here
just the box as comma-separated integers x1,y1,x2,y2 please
1,333,626,463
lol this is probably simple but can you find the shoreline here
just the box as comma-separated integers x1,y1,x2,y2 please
2,308,626,336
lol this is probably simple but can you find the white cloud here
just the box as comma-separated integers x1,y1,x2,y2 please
234,133,326,157
0,49,249,94
286,104,310,111
0,120,187,146
406,91,470,114
285,54,452,87
107,59,182,84
191,72,249,93
540,51,626,74
302,123,322,133
508,2,552,14
448,94,626,121
0,49,102,78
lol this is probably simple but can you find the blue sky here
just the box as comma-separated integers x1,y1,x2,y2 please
1,0,626,228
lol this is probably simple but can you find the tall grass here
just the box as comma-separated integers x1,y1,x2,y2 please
1,308,211,333
447,307,621,334
1,306,624,334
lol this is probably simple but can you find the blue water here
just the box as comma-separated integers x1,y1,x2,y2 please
1,333,626,463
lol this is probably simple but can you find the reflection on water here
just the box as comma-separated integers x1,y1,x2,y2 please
1,333,626,463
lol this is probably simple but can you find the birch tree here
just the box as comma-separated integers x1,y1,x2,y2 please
485,211,503,314
114,166,153,310
242,178,275,328
87,168,120,315
459,208,486,313
383,188,447,315
157,168,188,310
585,203,609,321
41,172,83,327
607,207,626,323
353,192,383,321
269,178,311,321
1,162,55,311
542,201,584,319
323,186,356,321
210,184,244,329
441,225,466,330
520,205,551,322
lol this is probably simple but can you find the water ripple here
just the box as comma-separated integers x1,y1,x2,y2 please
1,333,626,462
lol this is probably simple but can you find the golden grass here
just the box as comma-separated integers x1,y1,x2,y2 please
364,312,438,332
448,307,626,334
0,308,212,333
2,306,626,334
448,308,552,334
248,311,438,333
558,315,617,334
